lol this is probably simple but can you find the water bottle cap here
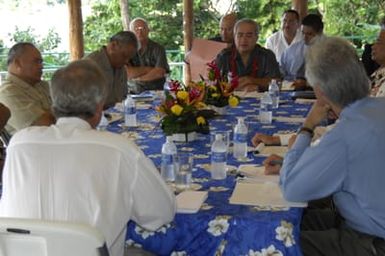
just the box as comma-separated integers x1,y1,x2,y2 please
237,117,244,123
166,136,173,142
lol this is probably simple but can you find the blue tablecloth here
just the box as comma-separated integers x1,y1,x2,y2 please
107,93,312,256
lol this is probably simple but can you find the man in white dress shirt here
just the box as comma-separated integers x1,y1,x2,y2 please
0,59,176,256
265,9,302,64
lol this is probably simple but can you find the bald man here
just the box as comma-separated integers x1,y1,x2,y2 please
210,13,237,47
0,42,54,135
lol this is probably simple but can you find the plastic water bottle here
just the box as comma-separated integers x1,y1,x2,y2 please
211,134,227,180
97,111,108,131
260,92,273,124
233,117,248,160
124,95,137,127
268,79,280,109
163,74,171,98
161,136,177,182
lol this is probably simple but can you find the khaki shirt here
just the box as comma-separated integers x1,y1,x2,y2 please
0,74,52,135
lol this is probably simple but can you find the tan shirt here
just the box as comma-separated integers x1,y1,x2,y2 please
0,74,52,135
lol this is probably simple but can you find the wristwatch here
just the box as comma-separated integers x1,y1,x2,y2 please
297,126,314,138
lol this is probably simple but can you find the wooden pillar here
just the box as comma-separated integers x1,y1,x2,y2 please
183,0,193,84
120,0,130,31
292,0,308,21
68,0,84,60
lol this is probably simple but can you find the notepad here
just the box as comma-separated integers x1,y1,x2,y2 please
229,182,307,208
176,191,208,214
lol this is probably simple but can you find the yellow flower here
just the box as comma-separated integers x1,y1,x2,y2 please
228,95,239,107
171,104,183,116
176,91,189,101
195,101,207,109
209,85,217,91
212,93,220,98
196,116,206,125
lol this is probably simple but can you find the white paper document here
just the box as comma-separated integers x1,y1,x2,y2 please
274,116,306,123
238,164,280,184
229,182,307,208
176,191,208,214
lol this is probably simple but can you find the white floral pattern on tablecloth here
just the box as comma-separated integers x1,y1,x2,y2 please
125,239,142,248
135,224,171,239
207,217,230,236
275,220,295,247
171,251,188,256
209,186,229,192
248,245,283,256
201,203,214,210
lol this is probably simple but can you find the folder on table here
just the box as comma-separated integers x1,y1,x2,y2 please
229,182,307,208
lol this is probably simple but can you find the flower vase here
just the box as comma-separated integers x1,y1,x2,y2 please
210,105,227,115
172,132,197,143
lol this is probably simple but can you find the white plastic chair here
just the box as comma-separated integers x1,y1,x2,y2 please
0,218,109,256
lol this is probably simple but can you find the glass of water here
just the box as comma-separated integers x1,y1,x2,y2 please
175,153,193,190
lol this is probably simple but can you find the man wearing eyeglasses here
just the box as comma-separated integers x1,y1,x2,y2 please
215,18,281,92
126,18,170,93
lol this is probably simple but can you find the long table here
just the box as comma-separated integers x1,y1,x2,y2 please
107,92,312,255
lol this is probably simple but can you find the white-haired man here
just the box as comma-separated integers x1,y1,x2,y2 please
126,17,170,93
280,37,385,255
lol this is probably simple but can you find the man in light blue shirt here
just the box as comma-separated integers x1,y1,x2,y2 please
280,37,385,255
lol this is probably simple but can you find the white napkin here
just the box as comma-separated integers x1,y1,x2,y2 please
176,191,208,214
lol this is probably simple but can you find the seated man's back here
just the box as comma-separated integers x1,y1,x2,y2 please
0,60,175,256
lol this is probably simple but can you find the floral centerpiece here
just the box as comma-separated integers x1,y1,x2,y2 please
204,61,240,108
156,80,215,137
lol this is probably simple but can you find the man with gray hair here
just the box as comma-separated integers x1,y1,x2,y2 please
86,31,138,109
0,59,176,256
279,37,385,255
215,18,281,91
126,17,170,93
0,42,54,135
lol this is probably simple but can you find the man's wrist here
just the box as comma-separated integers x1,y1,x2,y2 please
297,126,314,138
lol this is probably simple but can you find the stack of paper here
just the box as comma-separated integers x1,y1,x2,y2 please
229,182,307,208
176,191,208,214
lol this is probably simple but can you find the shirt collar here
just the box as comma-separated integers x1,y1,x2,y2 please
56,117,92,130
6,73,40,88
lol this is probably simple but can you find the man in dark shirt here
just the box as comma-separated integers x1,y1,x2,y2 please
126,18,170,93
215,19,281,92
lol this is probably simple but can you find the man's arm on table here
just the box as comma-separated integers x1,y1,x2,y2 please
280,101,345,202
130,153,176,230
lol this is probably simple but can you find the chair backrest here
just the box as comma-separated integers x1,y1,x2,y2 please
0,218,109,256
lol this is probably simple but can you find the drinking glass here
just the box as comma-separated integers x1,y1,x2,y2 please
175,153,193,190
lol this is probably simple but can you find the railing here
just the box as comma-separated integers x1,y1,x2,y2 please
0,50,186,84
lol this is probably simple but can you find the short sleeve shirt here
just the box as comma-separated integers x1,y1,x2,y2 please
128,39,169,92
215,45,281,79
0,74,52,135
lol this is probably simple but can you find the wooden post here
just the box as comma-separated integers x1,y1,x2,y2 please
120,0,130,31
68,0,84,60
292,0,308,21
183,0,193,84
